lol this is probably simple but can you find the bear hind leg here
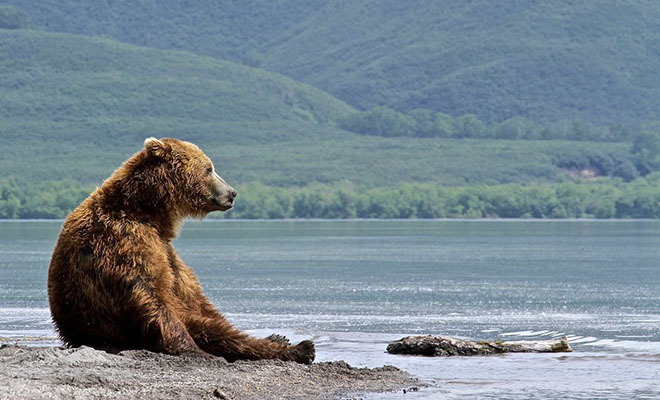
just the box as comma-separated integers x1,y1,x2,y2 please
185,315,315,364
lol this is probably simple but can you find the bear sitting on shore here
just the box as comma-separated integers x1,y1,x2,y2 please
47,138,314,363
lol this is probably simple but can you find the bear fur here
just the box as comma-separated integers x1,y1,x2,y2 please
47,138,315,364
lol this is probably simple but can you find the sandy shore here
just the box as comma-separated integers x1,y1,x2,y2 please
0,344,418,399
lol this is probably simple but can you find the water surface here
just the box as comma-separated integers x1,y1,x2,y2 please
1,220,659,398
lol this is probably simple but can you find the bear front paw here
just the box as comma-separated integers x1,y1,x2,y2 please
289,340,315,364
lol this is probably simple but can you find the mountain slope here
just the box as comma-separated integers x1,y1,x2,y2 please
0,28,356,183
7,0,660,125
0,28,637,190
261,1,660,125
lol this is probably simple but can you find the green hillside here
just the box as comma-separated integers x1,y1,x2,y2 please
0,28,355,184
1,27,658,219
6,0,660,125
2,27,641,189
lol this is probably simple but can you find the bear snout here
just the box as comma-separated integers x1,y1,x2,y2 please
211,195,234,211
222,187,236,205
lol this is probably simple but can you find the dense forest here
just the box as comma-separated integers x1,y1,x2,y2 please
1,2,660,219
3,178,660,220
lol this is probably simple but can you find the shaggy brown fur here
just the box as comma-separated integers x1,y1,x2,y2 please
47,138,315,364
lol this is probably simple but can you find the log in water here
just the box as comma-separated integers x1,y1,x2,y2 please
387,335,572,356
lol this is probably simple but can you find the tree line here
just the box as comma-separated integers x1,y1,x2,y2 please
0,179,92,219
223,179,660,219
339,106,660,143
0,5,28,29
3,177,659,220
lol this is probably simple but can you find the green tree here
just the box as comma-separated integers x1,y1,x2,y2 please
585,186,617,218
433,112,455,138
494,117,541,140
453,114,486,138
365,188,400,218
409,109,435,137
633,131,660,174
567,120,592,141
0,179,22,218
340,107,415,137
0,5,28,29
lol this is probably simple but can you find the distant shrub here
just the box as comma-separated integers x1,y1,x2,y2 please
632,130,660,174
339,106,415,137
493,117,542,140
453,114,486,138
552,149,641,181
0,6,28,29
339,107,639,144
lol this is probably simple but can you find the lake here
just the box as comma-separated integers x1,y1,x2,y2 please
1,220,659,398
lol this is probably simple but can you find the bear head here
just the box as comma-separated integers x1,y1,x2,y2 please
140,137,236,217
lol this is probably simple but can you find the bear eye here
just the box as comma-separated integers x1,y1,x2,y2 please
206,167,213,175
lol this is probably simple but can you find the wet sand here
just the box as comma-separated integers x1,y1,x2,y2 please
0,344,418,400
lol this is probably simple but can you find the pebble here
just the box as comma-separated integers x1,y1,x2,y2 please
213,387,228,399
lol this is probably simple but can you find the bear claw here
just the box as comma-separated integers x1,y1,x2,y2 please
266,334,291,346
290,340,315,364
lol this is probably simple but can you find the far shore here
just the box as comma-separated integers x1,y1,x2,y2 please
2,218,659,222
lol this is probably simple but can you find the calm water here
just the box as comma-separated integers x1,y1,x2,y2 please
1,220,659,398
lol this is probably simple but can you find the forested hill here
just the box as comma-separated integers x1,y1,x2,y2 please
1,3,660,219
2,27,638,188
6,0,660,125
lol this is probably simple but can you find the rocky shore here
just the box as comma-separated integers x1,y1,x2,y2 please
0,344,417,400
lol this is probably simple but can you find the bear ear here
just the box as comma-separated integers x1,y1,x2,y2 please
144,137,168,158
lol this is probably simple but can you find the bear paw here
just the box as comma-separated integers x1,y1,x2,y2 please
288,340,315,364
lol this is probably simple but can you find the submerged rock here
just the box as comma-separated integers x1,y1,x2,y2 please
386,335,572,356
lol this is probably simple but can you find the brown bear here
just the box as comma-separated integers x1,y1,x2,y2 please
47,138,314,364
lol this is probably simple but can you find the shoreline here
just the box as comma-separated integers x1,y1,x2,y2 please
0,344,419,400
2,218,660,222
